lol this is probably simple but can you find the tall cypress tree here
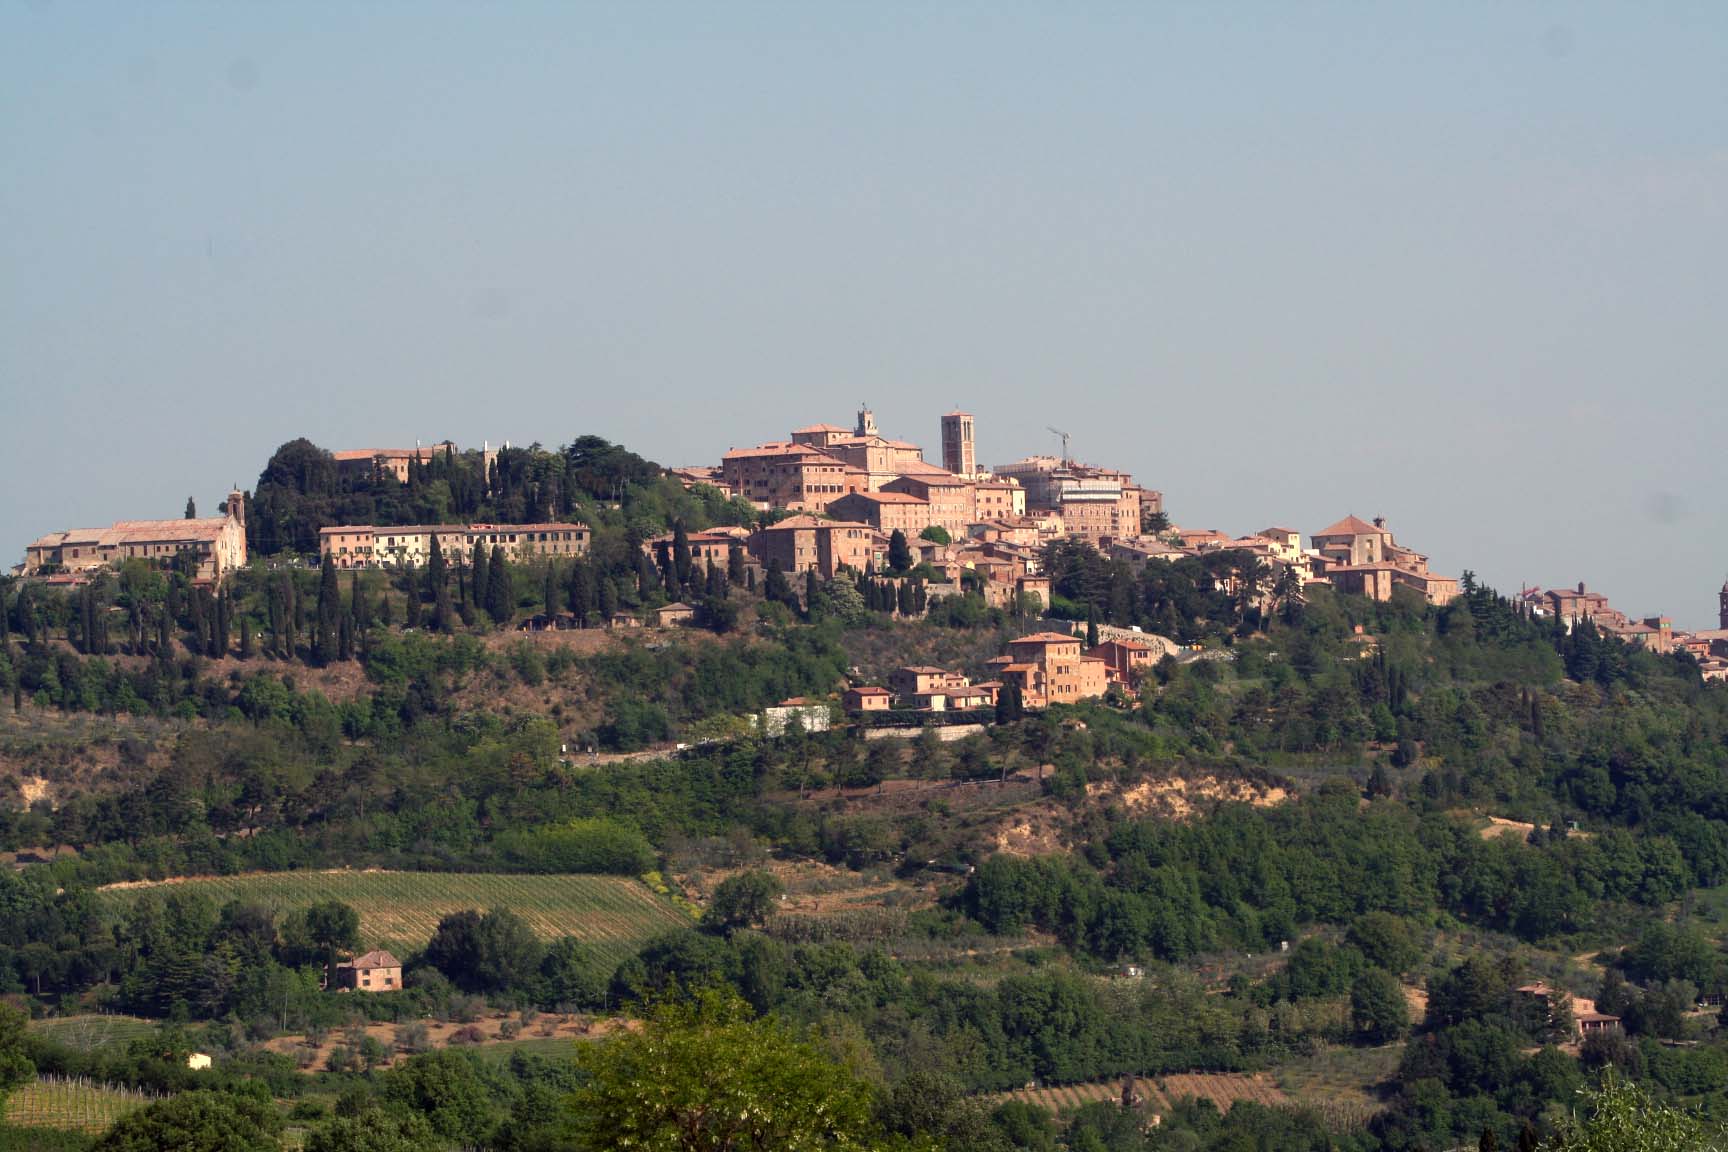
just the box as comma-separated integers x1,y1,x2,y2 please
486,545,511,623
471,542,490,614
313,556,340,664
673,521,693,589
728,543,746,585
568,561,596,627
184,496,196,519
544,563,561,618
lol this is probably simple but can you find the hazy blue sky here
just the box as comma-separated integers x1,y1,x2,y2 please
3,3,1724,623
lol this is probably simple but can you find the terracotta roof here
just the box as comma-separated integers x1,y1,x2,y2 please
1315,515,1385,538
1010,631,1083,645
34,517,236,548
1259,526,1299,537
722,442,833,460
757,516,876,532
840,491,928,505
898,665,951,675
847,686,891,696
791,423,849,434
340,950,401,970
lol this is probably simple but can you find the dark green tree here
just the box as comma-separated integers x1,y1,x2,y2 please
313,555,340,665
93,1091,282,1152
184,496,196,519
888,529,913,573
701,871,784,934
486,544,512,623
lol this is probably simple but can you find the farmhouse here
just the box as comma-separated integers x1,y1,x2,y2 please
332,949,402,993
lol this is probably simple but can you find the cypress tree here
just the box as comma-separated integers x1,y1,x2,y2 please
599,578,618,621
1087,607,1100,649
568,561,596,626
673,521,693,589
544,563,561,618
486,545,512,623
805,570,820,619
213,588,231,658
378,585,393,626
338,611,354,661
352,575,372,632
184,496,196,519
897,581,914,616
765,560,792,608
314,556,340,664
728,543,746,585
238,612,254,658
888,530,912,573
636,553,657,601
471,542,490,613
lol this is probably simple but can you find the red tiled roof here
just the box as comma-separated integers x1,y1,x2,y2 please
1315,515,1384,538
340,949,401,970
1010,631,1083,645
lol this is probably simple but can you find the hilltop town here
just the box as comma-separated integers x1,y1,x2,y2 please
15,405,1728,706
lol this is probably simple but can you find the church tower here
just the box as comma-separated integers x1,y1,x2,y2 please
855,404,877,438
1719,577,1728,630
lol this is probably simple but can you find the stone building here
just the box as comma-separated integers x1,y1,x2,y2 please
1312,515,1460,606
747,516,885,580
332,950,402,992
985,631,1110,709
319,522,590,570
24,491,248,586
331,442,459,485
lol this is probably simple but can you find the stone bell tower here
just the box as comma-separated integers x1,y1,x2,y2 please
855,403,877,438
1719,576,1728,630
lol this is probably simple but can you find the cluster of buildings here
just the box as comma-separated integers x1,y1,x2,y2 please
844,629,1166,715
12,411,1725,690
688,406,1160,549
1513,579,1728,681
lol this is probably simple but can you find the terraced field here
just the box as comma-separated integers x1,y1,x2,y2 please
29,1014,156,1053
4,1076,154,1134
998,1079,1168,1115
997,1072,1290,1118
100,871,691,966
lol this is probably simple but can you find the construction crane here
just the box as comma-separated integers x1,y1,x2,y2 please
1047,426,1071,466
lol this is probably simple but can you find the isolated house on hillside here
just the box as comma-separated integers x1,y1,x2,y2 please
332,950,402,992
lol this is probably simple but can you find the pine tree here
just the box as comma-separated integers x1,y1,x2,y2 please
486,545,512,623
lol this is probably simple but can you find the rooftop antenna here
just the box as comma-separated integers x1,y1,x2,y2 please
1047,426,1071,466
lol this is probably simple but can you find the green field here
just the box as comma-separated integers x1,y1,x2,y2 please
30,1015,157,1053
4,1076,154,1134
100,871,692,966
